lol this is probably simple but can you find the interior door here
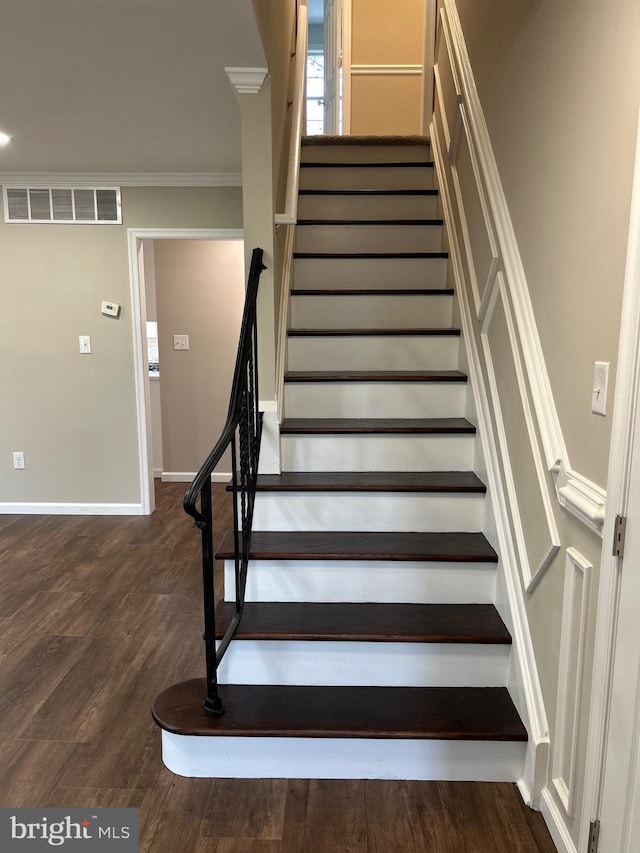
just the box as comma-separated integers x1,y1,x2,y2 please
323,0,342,134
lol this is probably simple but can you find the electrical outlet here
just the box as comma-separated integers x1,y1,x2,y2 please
13,451,25,469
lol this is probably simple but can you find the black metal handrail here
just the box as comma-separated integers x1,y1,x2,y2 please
183,247,266,714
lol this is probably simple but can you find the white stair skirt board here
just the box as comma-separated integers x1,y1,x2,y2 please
293,256,448,290
252,491,485,532
224,559,497,604
216,640,509,688
287,334,460,372
281,434,475,473
283,382,467,419
295,224,443,254
299,165,434,191
301,145,431,164
297,193,440,221
290,294,453,329
162,733,527,782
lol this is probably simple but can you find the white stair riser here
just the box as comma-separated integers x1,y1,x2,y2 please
225,559,496,604
284,382,467,419
251,491,484,532
299,165,434,191
287,335,460,371
294,257,448,290
298,194,439,220
301,145,431,164
291,295,453,329
281,434,475,472
217,641,509,687
163,733,526,781
295,224,442,254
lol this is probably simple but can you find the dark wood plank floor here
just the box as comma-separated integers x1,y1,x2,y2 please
0,481,556,852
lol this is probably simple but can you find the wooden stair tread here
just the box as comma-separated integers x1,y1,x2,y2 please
300,161,434,168
153,680,527,741
291,288,451,295
302,135,430,146
297,218,443,226
216,530,498,562
299,188,438,196
293,253,449,260
288,327,460,337
284,370,467,383
280,417,476,434
253,471,486,493
215,602,511,643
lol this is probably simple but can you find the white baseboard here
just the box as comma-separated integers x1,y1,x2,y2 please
160,472,231,483
540,787,577,853
0,502,144,516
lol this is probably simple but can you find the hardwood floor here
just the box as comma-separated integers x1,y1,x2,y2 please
0,482,556,851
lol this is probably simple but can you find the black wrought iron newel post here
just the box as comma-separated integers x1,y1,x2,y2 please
183,248,266,714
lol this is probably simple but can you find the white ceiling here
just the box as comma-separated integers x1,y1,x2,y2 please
0,0,266,175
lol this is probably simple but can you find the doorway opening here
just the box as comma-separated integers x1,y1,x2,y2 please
128,228,244,514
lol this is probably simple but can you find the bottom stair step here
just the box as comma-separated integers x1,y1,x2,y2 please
153,680,527,780
154,681,527,740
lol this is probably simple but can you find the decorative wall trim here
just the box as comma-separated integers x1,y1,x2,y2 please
437,0,606,535
0,172,242,187
431,123,549,802
552,548,593,817
0,502,143,516
160,472,231,484
350,64,423,76
225,67,269,95
540,788,578,853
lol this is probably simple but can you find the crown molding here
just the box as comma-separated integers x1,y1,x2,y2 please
225,66,269,95
0,172,242,188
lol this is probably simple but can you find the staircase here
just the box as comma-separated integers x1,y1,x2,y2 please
153,136,528,781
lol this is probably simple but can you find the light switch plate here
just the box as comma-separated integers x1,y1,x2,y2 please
79,335,92,354
173,334,189,351
592,361,609,416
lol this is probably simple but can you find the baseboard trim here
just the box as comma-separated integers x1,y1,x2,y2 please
540,787,578,853
0,502,144,516
160,472,231,483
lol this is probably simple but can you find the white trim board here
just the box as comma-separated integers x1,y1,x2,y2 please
431,123,548,803
127,227,244,516
0,173,242,187
0,502,143,516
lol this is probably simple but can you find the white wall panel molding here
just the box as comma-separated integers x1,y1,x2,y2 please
480,275,560,592
431,122,549,803
552,548,593,818
350,64,423,76
438,0,606,536
0,172,242,187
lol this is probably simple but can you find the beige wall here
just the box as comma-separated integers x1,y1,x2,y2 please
349,0,424,135
154,240,245,475
0,186,243,507
455,0,638,488
251,0,297,211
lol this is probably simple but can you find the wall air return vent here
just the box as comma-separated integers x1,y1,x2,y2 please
2,186,121,224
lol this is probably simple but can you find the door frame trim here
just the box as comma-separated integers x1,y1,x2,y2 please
127,227,244,514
